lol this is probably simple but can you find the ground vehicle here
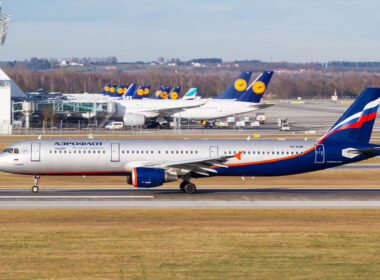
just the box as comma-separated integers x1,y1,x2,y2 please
105,121,124,129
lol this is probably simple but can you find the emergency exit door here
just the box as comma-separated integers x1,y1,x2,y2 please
111,142,120,162
31,142,41,162
315,144,325,163
209,146,218,157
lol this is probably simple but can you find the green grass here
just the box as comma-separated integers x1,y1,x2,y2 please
0,209,379,279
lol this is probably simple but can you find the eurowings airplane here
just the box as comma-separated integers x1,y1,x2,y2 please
1,88,380,194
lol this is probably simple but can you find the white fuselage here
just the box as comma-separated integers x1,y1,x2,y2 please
172,99,262,120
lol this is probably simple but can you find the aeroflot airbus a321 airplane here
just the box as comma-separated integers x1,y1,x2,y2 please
1,88,380,193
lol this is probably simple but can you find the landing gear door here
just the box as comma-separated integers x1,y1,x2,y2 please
315,144,325,164
209,146,218,157
31,142,41,162
111,142,120,162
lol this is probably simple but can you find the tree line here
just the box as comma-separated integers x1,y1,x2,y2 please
4,66,380,99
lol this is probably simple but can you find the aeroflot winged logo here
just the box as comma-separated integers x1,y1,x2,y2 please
55,141,103,146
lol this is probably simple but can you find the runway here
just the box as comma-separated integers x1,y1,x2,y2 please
1,188,380,208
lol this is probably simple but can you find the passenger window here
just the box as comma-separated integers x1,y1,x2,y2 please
14,148,19,154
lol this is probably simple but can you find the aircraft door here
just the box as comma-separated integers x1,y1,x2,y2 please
111,142,120,162
31,143,41,162
315,144,325,163
209,146,218,157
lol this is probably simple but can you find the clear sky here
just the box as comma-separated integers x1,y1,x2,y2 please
1,0,379,62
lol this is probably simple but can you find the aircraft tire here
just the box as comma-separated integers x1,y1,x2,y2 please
32,186,39,193
180,181,187,192
184,183,196,194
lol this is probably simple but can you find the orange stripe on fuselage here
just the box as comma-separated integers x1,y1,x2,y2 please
133,168,138,187
213,146,316,168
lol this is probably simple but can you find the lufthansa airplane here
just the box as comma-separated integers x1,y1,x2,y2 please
1,88,380,193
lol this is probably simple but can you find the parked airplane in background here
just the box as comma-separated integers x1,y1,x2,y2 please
114,71,258,126
167,87,181,99
172,71,274,121
1,88,379,194
182,88,198,100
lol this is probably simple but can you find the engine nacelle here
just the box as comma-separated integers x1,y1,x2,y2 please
123,113,145,126
129,167,177,188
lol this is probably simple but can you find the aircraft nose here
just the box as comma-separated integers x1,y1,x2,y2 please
0,154,10,172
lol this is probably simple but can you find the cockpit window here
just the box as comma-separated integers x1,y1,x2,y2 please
3,148,18,154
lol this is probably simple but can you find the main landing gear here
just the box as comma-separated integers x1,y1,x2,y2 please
32,175,40,193
180,175,197,194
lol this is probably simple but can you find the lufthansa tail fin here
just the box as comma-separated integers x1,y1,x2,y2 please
155,86,170,99
122,83,137,99
152,85,165,99
143,84,151,97
100,83,112,95
214,71,252,99
168,86,181,99
109,83,119,97
132,84,146,99
238,71,274,103
319,88,380,143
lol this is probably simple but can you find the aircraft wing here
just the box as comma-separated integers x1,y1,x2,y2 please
141,101,206,116
143,151,243,176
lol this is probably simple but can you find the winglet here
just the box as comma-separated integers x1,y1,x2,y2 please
234,151,244,160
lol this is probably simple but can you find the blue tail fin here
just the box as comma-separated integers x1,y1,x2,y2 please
152,86,165,99
122,84,129,95
155,86,170,99
132,84,146,99
100,83,112,95
182,88,197,100
116,84,125,96
319,88,380,143
109,83,119,97
168,86,181,99
122,83,137,99
214,71,252,99
143,84,151,97
238,71,274,103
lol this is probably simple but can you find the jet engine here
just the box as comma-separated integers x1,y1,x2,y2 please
123,113,145,126
127,167,177,188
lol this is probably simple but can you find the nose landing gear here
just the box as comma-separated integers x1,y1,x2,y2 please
32,175,40,193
